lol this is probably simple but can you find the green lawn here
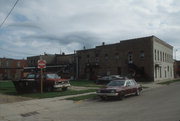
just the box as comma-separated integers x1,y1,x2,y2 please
158,79,180,85
0,81,96,99
70,80,103,87
0,81,16,95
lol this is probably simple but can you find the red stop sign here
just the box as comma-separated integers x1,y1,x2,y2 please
38,60,46,69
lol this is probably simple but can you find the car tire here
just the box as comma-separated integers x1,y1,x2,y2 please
100,96,107,100
118,92,124,100
135,89,140,96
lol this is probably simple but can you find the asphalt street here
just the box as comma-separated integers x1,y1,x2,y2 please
0,82,180,121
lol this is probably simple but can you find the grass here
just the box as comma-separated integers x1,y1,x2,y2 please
0,81,96,99
66,94,97,101
158,79,180,85
0,81,16,95
70,80,103,87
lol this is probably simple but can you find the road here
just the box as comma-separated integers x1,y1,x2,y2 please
0,82,180,121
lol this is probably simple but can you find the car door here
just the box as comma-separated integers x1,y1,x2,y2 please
124,80,132,95
129,79,137,94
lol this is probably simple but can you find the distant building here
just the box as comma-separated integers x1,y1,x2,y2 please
26,53,75,78
174,60,180,78
56,53,75,78
0,58,27,80
27,54,56,67
77,36,174,81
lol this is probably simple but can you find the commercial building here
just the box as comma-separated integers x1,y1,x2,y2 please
77,36,174,81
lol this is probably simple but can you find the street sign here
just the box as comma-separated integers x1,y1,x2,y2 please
38,60,46,69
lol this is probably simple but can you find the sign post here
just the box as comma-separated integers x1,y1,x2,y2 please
38,59,46,93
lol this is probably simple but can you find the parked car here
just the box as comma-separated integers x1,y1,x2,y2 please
13,73,71,93
96,78,142,100
96,75,126,84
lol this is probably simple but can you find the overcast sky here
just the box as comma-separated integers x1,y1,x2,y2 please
0,0,180,60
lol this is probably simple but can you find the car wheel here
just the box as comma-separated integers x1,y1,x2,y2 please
62,87,67,91
100,96,107,100
135,89,140,96
118,92,124,100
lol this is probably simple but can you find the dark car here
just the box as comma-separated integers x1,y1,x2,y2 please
96,78,142,100
96,75,124,84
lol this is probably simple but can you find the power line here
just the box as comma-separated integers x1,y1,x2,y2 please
0,0,20,29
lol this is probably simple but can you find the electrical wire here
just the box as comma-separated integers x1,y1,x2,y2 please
0,0,20,29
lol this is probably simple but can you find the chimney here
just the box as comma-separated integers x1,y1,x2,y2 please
102,42,105,46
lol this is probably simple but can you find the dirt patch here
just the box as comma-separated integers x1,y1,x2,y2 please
0,94,32,104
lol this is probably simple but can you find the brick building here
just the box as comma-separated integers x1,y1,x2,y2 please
26,53,75,78
27,54,56,67
56,53,75,78
174,60,180,78
77,36,174,81
0,58,27,80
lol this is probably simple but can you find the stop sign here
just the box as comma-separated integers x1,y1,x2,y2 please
38,60,46,69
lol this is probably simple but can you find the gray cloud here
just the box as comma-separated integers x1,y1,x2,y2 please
0,0,180,59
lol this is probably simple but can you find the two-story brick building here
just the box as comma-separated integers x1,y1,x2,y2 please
77,36,174,81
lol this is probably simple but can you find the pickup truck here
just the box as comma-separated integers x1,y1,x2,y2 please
13,73,71,93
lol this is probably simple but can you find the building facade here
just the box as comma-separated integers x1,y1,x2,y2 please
0,58,27,80
27,53,75,78
77,36,174,81
174,60,180,78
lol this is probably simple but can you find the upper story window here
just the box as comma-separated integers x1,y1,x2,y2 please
87,54,90,58
17,62,20,67
154,49,156,60
160,51,162,62
6,61,9,67
105,54,108,60
128,52,133,63
115,53,119,59
140,50,145,59
157,50,159,61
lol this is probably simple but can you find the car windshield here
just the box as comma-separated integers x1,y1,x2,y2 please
107,80,125,86
46,74,60,79
26,74,36,79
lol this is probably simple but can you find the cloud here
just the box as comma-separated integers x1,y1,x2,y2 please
0,0,180,59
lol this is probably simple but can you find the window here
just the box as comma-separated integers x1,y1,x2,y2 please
87,54,90,58
157,50,159,61
115,53,119,59
160,51,162,61
105,54,108,60
140,50,145,59
154,50,156,60
17,62,20,67
128,52,133,63
163,52,164,62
